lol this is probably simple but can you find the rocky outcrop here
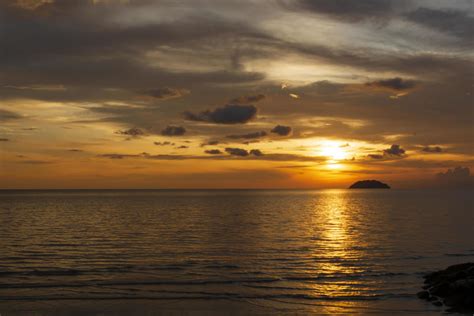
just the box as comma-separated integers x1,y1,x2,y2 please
349,180,390,189
417,262,474,313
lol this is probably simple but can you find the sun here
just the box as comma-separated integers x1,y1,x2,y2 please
319,141,349,161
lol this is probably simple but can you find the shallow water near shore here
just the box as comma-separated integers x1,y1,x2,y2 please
0,189,473,315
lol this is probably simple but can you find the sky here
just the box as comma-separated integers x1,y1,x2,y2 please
0,0,473,189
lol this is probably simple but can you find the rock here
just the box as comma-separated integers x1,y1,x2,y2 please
349,180,390,189
418,262,474,313
417,290,430,299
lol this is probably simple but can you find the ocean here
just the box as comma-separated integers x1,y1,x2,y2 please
0,189,473,315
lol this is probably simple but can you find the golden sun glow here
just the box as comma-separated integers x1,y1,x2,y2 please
319,141,349,161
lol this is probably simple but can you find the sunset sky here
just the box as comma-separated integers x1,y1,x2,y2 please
1,0,473,189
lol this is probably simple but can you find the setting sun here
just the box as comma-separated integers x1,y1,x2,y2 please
320,141,349,161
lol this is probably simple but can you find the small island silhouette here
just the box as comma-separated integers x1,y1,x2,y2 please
349,180,390,189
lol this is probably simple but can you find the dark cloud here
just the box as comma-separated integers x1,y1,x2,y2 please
201,140,219,147
161,126,186,136
230,94,265,104
224,147,264,157
435,166,474,188
144,87,189,100
116,128,145,137
406,8,474,41
422,146,443,153
204,149,222,155
293,0,400,21
249,149,264,156
0,109,22,121
226,131,267,139
176,145,188,149
368,154,384,160
225,147,249,157
367,144,407,160
365,77,417,91
271,125,292,136
154,141,174,146
98,151,325,162
383,144,406,157
68,149,83,152
184,104,257,124
0,138,9,142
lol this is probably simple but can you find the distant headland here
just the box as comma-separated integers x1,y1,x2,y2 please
349,180,390,189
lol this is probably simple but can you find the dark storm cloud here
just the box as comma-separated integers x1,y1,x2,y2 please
116,128,146,137
226,131,267,139
384,144,406,157
0,138,10,142
184,104,257,124
68,149,83,152
225,147,249,157
176,145,188,149
406,8,474,40
292,0,401,21
422,146,443,153
230,94,265,104
435,166,474,188
204,149,222,155
271,125,292,136
144,87,189,100
161,126,186,136
365,77,417,91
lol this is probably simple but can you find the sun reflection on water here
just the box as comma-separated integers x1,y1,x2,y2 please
309,190,369,299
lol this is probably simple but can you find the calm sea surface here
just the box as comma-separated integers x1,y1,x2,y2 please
0,189,473,315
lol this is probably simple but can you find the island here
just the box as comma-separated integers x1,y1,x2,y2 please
349,180,390,189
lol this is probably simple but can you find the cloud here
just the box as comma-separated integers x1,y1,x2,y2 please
144,87,189,100
293,0,399,22
116,127,145,137
225,147,264,157
0,138,9,142
435,166,474,188
161,125,186,136
176,145,188,149
406,8,474,41
271,125,292,136
225,147,249,157
201,140,219,147
422,146,443,153
249,149,264,156
0,109,22,121
184,104,257,124
68,148,83,152
368,154,384,159
204,149,222,155
383,144,406,156
365,77,417,92
226,131,267,139
368,144,406,160
154,141,174,146
230,94,265,104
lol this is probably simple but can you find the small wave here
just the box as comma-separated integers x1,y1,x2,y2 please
444,253,474,257
0,277,282,289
